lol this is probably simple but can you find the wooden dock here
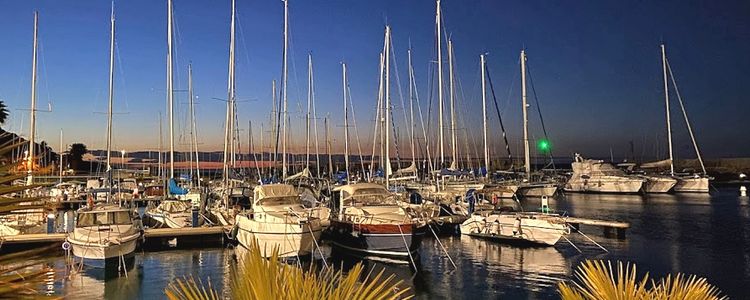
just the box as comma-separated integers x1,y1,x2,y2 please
565,217,630,239
0,226,231,251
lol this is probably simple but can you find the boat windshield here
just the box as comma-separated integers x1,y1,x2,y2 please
257,196,300,207
77,211,132,227
344,189,398,207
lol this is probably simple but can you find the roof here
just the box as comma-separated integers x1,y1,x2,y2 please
332,183,388,196
254,184,297,199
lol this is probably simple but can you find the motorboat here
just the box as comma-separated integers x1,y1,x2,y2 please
66,203,142,267
233,184,323,258
564,154,644,193
673,174,710,193
328,183,428,259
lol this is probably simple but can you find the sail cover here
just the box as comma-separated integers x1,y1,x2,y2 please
641,159,672,169
168,178,188,195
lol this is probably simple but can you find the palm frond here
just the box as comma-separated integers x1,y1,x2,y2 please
165,241,412,300
559,260,726,300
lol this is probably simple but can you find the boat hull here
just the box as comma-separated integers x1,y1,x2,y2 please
460,214,568,246
234,216,322,258
564,177,643,194
518,184,558,198
328,220,426,258
642,176,677,193
674,176,710,193
67,234,139,267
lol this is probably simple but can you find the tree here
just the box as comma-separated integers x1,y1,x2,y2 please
69,143,88,170
0,100,8,125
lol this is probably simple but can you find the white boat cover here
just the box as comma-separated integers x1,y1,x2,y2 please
285,168,312,181
394,162,417,175
254,184,297,200
641,159,672,169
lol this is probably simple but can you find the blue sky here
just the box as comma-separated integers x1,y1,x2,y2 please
0,0,748,159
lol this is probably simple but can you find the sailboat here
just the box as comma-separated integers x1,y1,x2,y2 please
67,5,142,267
144,0,195,229
460,199,569,246
514,50,558,198
654,44,711,193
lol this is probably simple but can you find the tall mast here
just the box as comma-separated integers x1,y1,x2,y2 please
58,129,63,183
521,50,531,178
408,47,416,167
26,12,39,186
106,3,115,178
312,71,321,176
281,0,289,179
436,0,444,166
481,54,489,177
306,54,312,170
661,44,675,176
342,63,350,183
158,113,163,180
448,39,456,168
223,0,236,185
269,80,276,176
167,0,175,180
325,116,333,178
188,63,201,188
384,26,391,188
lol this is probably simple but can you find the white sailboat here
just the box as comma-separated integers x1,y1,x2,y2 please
658,44,711,193
67,4,142,267
460,209,569,246
144,0,194,228
515,50,558,198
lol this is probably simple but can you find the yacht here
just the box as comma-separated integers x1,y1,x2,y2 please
233,184,322,258
328,183,428,258
66,203,142,267
564,154,644,193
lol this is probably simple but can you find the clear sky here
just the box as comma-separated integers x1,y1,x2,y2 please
0,0,748,160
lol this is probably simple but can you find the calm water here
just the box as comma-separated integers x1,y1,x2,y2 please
45,186,750,299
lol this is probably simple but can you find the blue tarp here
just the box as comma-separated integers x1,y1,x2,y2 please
439,168,469,176
169,178,188,195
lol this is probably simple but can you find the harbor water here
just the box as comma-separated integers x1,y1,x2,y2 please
44,186,750,299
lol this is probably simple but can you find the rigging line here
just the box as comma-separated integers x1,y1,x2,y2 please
114,40,129,114
346,80,367,178
413,62,432,174
665,59,706,175
525,61,555,169
387,31,412,155
484,63,513,164
453,52,480,170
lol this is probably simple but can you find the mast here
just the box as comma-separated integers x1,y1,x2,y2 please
312,70,321,176
481,54,489,177
342,63,350,183
448,39,457,168
223,0,237,186
270,80,276,176
661,44,675,176
436,0,444,166
188,63,201,188
521,50,531,178
106,3,115,178
281,0,289,179
408,47,416,168
26,12,39,186
58,129,63,183
306,54,312,170
158,113,163,181
167,0,175,180
384,26,391,188
325,116,333,178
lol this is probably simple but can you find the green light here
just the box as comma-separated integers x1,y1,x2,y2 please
537,139,550,152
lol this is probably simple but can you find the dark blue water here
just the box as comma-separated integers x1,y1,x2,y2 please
47,187,750,299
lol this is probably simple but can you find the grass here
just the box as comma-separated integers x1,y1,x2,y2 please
558,260,727,300
165,242,413,300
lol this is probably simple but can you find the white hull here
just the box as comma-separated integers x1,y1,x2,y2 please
235,215,322,258
642,176,677,193
460,213,568,246
674,176,710,193
146,211,190,228
67,233,139,261
518,184,557,198
565,177,643,193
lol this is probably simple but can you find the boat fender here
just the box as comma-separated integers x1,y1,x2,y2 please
513,216,522,236
62,241,71,251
